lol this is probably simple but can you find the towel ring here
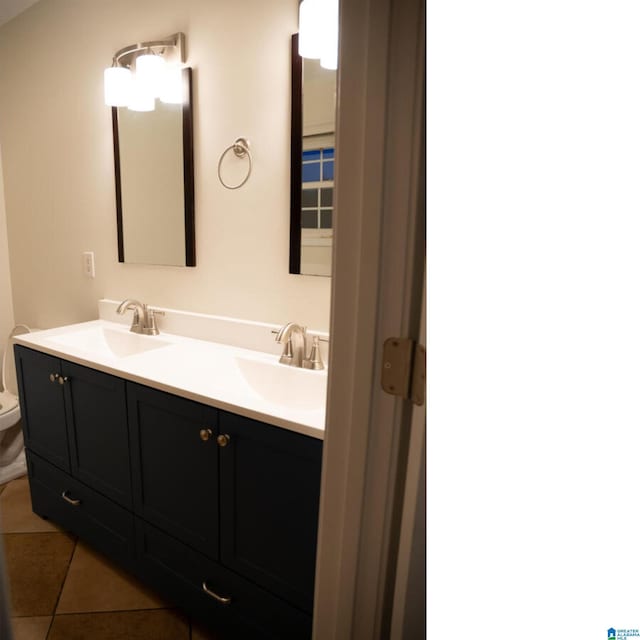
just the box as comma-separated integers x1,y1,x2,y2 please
218,137,252,190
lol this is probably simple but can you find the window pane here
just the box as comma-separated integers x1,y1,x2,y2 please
323,148,335,159
303,149,321,161
322,160,334,181
302,162,321,183
320,210,333,229
302,211,318,228
320,188,333,207
302,189,318,208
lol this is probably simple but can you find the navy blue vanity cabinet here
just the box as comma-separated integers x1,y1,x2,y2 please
15,345,134,563
218,411,323,614
15,346,132,509
127,383,220,556
27,452,134,565
16,345,322,639
14,346,71,472
134,518,313,640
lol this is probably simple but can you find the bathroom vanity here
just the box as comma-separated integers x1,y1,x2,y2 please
12,309,326,639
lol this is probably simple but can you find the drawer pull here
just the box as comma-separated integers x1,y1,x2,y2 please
216,434,230,448
202,581,232,605
199,428,213,442
61,490,81,506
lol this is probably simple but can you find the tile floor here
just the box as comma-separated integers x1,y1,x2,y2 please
0,475,225,640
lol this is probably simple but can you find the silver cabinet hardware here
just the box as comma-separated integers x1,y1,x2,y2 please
199,428,213,442
61,490,81,506
202,581,232,605
57,376,69,386
49,373,59,383
216,434,230,448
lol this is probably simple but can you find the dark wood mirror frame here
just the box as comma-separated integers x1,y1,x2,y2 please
289,34,303,274
112,67,195,266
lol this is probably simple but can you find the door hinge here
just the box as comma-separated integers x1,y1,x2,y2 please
381,337,425,406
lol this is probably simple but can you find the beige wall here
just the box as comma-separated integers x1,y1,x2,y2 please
0,147,16,366
0,0,331,332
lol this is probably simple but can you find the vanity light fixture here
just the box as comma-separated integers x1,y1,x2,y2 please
104,32,186,111
297,0,339,70
298,0,323,59
135,51,167,98
320,0,338,70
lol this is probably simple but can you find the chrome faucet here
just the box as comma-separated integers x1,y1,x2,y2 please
273,323,327,370
274,322,307,367
116,299,164,335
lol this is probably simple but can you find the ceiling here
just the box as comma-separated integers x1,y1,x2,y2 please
0,0,41,28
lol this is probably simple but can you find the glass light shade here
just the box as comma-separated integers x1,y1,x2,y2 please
127,80,155,111
136,53,166,98
104,66,132,107
298,0,323,59
159,65,184,104
320,0,339,70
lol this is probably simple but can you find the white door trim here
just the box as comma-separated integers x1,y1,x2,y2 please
313,0,425,635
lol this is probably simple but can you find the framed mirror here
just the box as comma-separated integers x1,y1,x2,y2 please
289,34,337,277
112,67,195,266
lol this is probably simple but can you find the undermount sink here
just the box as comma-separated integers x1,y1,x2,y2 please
50,326,170,359
234,356,327,411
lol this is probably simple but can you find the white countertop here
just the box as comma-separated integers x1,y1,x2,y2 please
14,320,326,440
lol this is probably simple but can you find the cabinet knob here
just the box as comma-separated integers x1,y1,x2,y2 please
57,376,69,386
49,373,59,383
216,434,230,448
199,428,213,442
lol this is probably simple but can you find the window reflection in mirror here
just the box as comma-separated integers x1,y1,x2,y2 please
290,35,337,277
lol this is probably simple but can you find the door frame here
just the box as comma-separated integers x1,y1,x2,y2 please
313,0,425,636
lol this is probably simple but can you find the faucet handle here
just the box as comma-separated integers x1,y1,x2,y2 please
303,336,325,370
146,308,165,336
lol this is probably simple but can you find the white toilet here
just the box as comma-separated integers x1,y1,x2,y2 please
0,325,31,484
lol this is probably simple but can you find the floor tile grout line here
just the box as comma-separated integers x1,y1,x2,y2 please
51,606,186,616
1,529,69,536
45,535,78,640
8,605,182,619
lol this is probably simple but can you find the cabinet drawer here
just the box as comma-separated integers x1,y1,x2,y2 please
27,452,134,565
135,519,311,640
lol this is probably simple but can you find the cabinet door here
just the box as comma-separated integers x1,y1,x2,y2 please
127,383,219,557
218,412,323,613
14,346,70,472
63,361,131,508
